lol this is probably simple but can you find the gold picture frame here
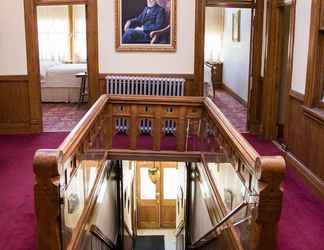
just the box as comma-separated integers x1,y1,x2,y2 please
232,10,241,42
116,0,177,52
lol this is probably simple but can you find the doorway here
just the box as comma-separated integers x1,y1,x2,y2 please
136,161,177,229
36,4,89,132
203,6,253,132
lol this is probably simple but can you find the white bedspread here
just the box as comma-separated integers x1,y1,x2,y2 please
41,63,87,88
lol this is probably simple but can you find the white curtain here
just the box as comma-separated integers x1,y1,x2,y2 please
205,7,225,62
73,5,87,63
37,5,87,63
37,6,70,63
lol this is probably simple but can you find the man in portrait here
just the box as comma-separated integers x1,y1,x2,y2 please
122,0,167,44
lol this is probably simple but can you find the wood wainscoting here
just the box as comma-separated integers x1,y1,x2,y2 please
285,90,324,197
0,76,41,134
98,73,195,96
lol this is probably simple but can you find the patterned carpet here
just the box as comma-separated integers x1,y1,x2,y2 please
42,103,88,132
213,89,248,133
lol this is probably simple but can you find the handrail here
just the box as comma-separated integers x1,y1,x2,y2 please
59,95,109,161
195,160,244,250
90,225,117,249
108,95,204,106
189,201,249,249
204,98,259,168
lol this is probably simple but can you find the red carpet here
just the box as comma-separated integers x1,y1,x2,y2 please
0,132,323,250
0,133,68,250
243,134,324,250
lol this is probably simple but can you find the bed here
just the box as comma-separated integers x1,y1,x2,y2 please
40,61,87,103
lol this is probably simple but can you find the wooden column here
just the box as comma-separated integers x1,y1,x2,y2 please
34,149,63,250
104,103,113,149
253,156,286,250
177,107,186,151
154,106,162,151
130,105,138,150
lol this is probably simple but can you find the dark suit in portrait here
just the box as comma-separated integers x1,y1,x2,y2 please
122,4,166,44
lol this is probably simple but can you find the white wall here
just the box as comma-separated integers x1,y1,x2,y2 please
0,0,28,75
222,8,251,101
98,0,195,74
291,0,312,94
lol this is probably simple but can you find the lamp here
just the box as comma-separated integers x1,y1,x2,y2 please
148,167,160,184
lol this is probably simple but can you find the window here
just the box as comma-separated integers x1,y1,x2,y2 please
37,5,86,63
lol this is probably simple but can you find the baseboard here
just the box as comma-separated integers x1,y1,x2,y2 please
220,83,247,107
273,141,324,198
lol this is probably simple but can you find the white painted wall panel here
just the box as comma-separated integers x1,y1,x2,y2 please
0,0,28,75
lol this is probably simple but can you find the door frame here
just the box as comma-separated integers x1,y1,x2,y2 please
194,0,265,134
24,0,99,133
261,0,296,139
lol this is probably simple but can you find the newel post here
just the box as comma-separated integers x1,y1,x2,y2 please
33,149,63,250
253,156,286,250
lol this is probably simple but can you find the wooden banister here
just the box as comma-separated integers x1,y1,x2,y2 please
33,95,286,250
59,94,109,160
34,149,63,250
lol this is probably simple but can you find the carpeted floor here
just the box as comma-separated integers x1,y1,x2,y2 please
213,89,248,133
0,133,68,250
42,103,88,132
243,134,324,250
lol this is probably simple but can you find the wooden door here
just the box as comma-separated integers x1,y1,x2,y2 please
160,162,177,228
137,161,161,229
136,161,177,229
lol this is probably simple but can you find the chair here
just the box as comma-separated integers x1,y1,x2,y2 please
150,1,171,44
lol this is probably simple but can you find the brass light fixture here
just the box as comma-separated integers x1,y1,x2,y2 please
148,167,160,184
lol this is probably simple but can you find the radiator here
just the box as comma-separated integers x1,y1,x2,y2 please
106,75,185,96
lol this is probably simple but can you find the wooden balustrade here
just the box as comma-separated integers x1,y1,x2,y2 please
33,95,285,250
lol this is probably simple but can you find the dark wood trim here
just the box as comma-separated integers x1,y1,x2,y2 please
86,0,100,104
303,106,324,126
285,151,324,198
193,0,206,97
220,83,248,107
101,73,194,79
206,0,256,8
0,75,29,81
24,0,43,133
262,0,296,139
304,0,323,107
247,0,264,134
289,89,304,102
35,0,87,5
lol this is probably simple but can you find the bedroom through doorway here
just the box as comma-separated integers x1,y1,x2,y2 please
37,4,89,132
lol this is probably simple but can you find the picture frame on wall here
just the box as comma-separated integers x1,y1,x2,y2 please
232,10,241,42
116,0,177,52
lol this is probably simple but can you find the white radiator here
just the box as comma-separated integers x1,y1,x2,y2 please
106,75,185,96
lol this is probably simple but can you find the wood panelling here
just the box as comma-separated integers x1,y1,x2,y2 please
0,77,35,134
98,73,195,96
286,94,324,194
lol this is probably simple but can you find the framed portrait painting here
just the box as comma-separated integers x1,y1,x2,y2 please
232,10,241,42
116,0,177,52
